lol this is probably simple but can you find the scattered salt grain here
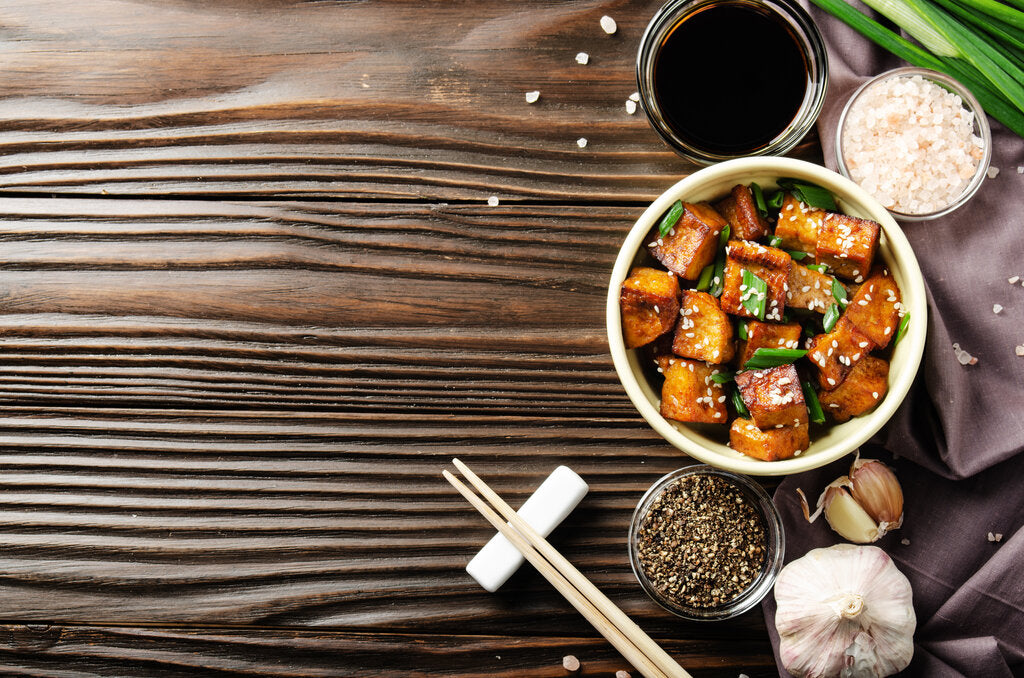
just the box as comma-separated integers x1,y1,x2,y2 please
1015,345,1024,356
562,655,581,671
993,303,1003,314
1017,166,1023,174
525,90,540,104
987,532,1003,542
616,672,632,678
1010,276,1020,284
625,99,637,115
576,137,588,148
952,342,978,365
487,196,499,207
629,91,640,102
841,74,984,215
575,52,589,65
987,166,1000,179
901,538,911,546
600,15,617,34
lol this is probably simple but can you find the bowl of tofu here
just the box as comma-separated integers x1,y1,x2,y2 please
607,157,926,476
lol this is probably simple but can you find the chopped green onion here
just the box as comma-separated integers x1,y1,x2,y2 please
718,223,731,248
767,191,785,209
823,303,841,333
788,250,809,261
806,263,829,273
712,371,736,384
658,200,684,238
743,347,808,370
731,386,750,417
741,269,768,320
832,279,849,308
894,312,912,346
777,178,838,211
706,226,731,297
769,235,783,247
802,380,827,424
696,264,714,291
751,182,768,217
738,320,749,341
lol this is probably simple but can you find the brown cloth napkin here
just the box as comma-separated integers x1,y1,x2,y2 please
761,4,1024,676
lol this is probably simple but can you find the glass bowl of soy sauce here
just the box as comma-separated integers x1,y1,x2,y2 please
637,0,828,165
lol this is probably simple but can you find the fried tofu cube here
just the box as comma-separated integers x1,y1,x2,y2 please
734,364,808,429
806,317,875,390
730,418,809,461
787,262,841,314
815,212,880,281
843,268,902,348
819,356,889,422
620,267,681,349
672,290,735,364
648,202,727,280
719,240,791,321
660,359,728,424
714,184,769,241
774,193,823,254
736,321,802,367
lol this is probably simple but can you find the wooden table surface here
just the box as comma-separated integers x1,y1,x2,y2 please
0,1,822,675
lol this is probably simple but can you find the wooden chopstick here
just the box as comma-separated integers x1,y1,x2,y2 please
445,459,692,678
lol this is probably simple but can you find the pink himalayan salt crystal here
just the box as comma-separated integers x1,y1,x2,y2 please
842,75,983,215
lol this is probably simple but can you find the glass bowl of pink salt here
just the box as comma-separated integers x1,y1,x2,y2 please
836,67,991,222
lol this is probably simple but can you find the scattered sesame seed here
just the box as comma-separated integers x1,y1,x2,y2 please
525,90,540,104
575,52,589,65
629,91,640,102
625,99,637,115
487,195,499,207
600,14,617,34
872,392,879,399
1009,276,1020,284
827,378,836,386
576,137,588,148
1015,345,1024,356
993,304,1003,314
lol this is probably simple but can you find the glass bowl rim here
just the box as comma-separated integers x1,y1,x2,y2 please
834,66,992,222
627,465,785,621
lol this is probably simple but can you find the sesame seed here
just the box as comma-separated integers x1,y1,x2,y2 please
993,304,1003,314
654,305,660,313
1010,276,1020,284
625,99,637,115
525,91,540,104
487,196,500,207
600,14,617,33
872,392,879,399
884,327,891,335
827,377,836,386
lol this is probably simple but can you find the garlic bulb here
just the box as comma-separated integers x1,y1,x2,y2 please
775,544,916,678
799,456,904,543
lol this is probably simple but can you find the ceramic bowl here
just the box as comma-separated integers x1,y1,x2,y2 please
606,157,927,476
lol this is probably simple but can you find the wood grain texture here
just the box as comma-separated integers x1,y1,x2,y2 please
0,625,778,677
0,0,818,202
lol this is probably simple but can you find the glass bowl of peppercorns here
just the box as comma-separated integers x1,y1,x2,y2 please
628,465,784,620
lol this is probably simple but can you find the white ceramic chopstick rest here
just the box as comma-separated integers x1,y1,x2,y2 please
465,465,589,592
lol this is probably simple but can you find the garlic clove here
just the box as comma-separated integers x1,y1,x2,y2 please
849,458,904,527
823,485,881,544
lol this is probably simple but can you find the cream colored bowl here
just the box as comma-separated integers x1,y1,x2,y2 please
607,157,926,476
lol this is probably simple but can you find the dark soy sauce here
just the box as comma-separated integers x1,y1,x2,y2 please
653,2,808,156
